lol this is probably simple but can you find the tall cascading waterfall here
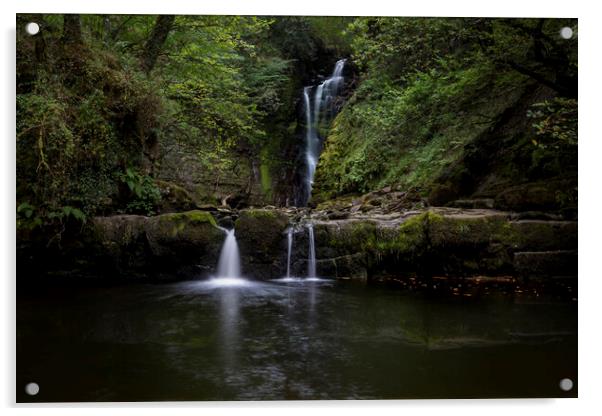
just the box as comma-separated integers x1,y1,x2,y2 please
307,223,317,278
286,227,293,278
300,59,346,206
216,228,241,278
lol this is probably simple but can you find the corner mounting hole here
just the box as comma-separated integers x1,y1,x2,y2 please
560,27,573,39
25,382,39,396
559,378,573,391
25,22,40,36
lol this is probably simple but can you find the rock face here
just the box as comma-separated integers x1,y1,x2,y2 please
305,208,577,283
91,215,150,275
17,206,577,285
91,210,224,280
155,180,201,213
87,208,291,280
157,141,268,208
493,179,577,215
235,209,290,278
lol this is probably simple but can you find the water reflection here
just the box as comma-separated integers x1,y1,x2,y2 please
270,277,334,324
17,279,577,401
217,286,241,373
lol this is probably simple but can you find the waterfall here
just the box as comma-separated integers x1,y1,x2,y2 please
303,87,316,201
216,228,241,278
307,223,317,278
286,227,293,278
300,59,346,206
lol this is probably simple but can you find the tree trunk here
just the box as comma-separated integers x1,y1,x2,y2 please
141,15,175,74
62,14,82,44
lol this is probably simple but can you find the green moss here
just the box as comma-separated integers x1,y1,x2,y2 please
313,61,529,200
235,209,289,262
326,212,441,260
327,221,378,251
184,211,216,225
260,163,272,194
497,222,522,246
507,220,577,251
258,147,274,199
121,223,136,245
158,210,217,237
428,213,520,248
392,213,428,253
315,194,358,211
155,180,199,212
241,209,278,220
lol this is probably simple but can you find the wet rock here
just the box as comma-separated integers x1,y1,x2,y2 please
21,204,578,285
326,210,350,220
330,253,368,282
509,211,564,221
312,208,577,283
514,250,578,279
448,198,494,209
235,209,289,278
350,204,362,213
428,183,459,206
142,211,223,277
315,258,337,277
92,210,223,279
198,204,219,212
368,198,381,207
91,215,149,276
508,220,577,251
217,216,235,229
494,179,577,212
360,204,376,212
155,180,200,213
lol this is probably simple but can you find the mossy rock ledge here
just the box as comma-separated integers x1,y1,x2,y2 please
308,208,577,282
17,207,576,284
91,210,224,280
234,208,290,279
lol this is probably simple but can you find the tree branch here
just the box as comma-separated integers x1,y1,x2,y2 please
141,15,175,74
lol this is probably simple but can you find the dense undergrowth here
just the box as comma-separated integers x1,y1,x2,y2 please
16,15,347,231
313,18,577,207
314,62,530,198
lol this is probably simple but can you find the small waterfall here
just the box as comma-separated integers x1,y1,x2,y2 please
216,228,241,278
307,223,317,278
300,59,346,206
286,227,293,278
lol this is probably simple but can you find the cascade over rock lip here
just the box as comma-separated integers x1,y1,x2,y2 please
17,204,577,287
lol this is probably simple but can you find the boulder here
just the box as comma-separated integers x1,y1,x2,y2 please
494,179,577,212
92,210,223,279
514,250,578,279
155,180,200,213
19,204,578,285
508,220,577,251
235,209,290,278
448,198,495,209
92,215,149,276
310,209,577,282
145,211,223,264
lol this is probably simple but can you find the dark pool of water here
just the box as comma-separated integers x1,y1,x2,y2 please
17,278,577,401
